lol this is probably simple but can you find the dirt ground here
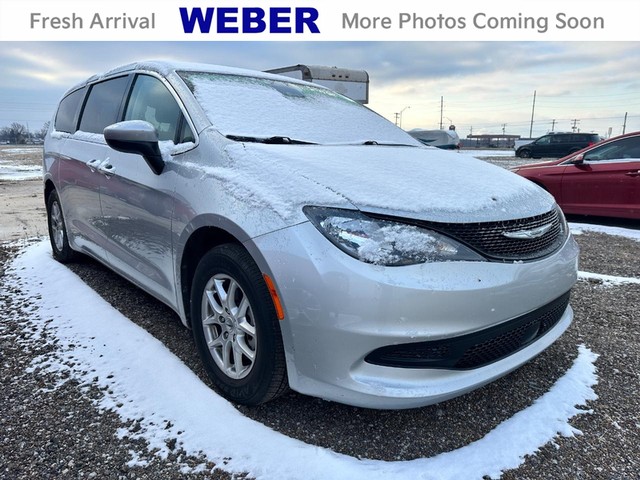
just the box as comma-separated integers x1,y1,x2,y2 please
0,145,46,242
0,179,47,241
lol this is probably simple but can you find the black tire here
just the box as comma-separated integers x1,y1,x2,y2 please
46,190,78,263
518,149,531,159
190,244,288,405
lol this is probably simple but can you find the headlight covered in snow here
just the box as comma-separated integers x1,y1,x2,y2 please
304,206,485,266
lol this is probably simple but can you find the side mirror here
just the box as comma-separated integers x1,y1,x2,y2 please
104,121,164,175
570,153,585,165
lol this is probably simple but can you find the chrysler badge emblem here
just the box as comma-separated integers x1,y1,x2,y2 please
503,224,553,240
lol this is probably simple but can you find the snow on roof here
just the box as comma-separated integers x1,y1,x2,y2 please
65,60,319,96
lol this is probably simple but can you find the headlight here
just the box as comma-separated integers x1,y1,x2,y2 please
303,206,485,266
556,205,569,238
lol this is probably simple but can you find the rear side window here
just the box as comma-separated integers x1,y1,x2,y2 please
54,87,85,133
569,134,597,143
124,74,193,143
585,136,640,161
79,76,130,134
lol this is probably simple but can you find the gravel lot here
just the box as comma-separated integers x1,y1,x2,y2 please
1,151,639,479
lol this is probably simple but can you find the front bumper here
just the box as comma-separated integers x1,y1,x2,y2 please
250,221,579,409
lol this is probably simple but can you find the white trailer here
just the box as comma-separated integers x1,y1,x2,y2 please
265,64,369,104
407,127,461,150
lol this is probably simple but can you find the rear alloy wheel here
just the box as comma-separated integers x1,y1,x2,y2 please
191,244,288,405
46,190,77,263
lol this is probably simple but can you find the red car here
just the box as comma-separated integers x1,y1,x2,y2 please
513,131,640,219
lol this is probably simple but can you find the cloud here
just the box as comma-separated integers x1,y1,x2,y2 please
3,46,95,87
0,41,638,135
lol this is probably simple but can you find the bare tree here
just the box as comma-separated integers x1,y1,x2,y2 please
7,122,28,144
36,121,51,140
0,126,10,143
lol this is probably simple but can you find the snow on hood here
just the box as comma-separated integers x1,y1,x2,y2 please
221,142,555,224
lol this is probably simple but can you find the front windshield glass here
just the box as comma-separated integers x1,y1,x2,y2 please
179,71,420,146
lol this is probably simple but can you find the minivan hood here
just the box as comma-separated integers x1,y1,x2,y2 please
223,143,555,224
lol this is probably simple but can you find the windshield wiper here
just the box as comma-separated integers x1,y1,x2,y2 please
361,140,418,147
264,136,316,145
227,135,316,145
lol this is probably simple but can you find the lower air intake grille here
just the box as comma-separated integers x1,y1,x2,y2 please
365,291,571,370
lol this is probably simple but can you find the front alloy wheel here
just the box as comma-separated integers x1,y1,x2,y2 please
191,244,288,405
201,273,257,380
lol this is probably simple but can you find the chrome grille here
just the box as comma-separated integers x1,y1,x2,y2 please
419,209,565,261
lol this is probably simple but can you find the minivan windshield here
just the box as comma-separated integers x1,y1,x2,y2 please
179,71,421,146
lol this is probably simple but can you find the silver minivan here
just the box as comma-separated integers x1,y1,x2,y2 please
44,61,579,409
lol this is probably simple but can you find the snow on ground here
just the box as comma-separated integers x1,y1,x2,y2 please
571,223,640,286
1,147,41,154
571,223,640,242
8,241,600,480
0,162,42,180
578,271,640,287
459,149,515,158
0,146,43,180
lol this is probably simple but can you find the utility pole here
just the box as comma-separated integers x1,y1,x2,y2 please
622,112,628,134
502,123,506,135
571,119,580,132
394,107,410,127
529,90,536,138
439,96,444,130
550,119,556,132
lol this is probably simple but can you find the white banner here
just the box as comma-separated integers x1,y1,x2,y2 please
0,0,636,41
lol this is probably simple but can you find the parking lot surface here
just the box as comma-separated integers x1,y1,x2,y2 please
1,152,638,479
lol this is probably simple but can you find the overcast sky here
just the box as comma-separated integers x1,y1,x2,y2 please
1,41,639,138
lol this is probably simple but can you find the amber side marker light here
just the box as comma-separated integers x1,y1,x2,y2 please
263,273,285,320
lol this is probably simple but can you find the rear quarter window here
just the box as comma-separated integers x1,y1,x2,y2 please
54,87,86,133
79,76,130,135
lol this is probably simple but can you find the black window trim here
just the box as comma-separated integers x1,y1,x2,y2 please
66,70,198,150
